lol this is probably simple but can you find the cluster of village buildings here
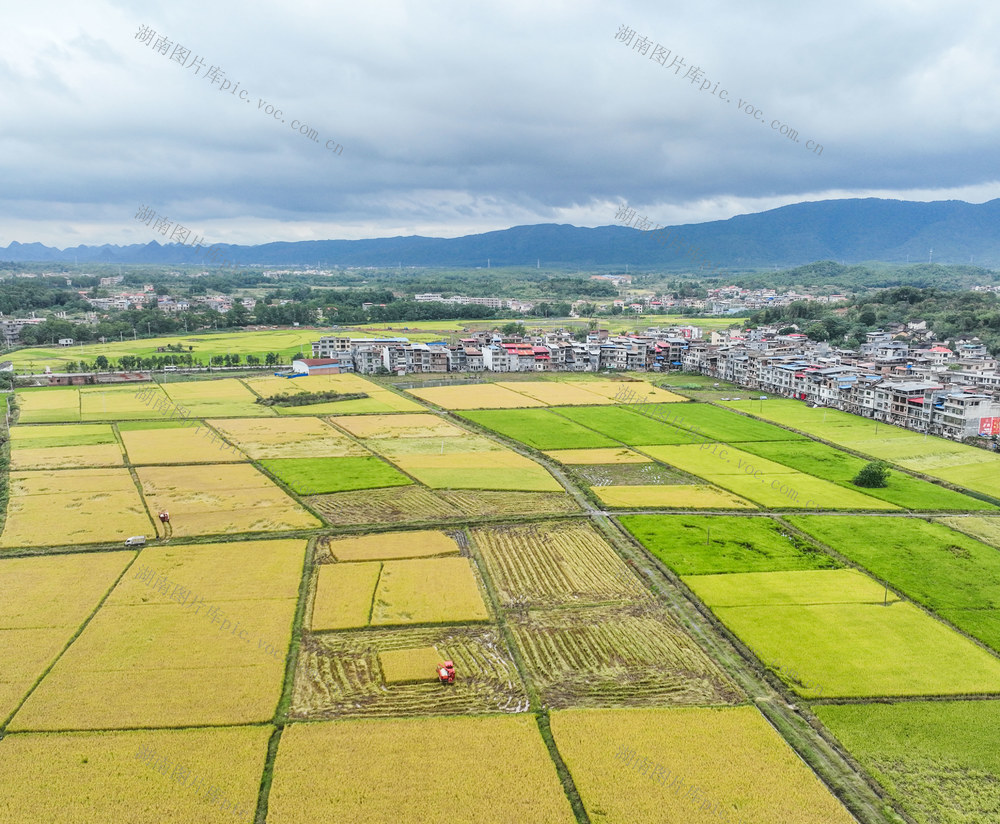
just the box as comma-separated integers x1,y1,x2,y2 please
300,323,1000,441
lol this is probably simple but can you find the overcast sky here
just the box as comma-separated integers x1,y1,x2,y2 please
3,0,999,247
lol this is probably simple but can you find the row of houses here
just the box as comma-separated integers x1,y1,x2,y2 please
306,329,701,376
683,332,1000,440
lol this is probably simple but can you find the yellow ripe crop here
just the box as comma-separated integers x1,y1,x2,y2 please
544,447,653,464
551,706,857,824
10,443,125,470
208,417,366,459
591,484,755,509
119,425,244,465
267,716,577,823
494,381,617,406
407,383,547,410
324,530,460,562
378,647,442,684
329,413,468,440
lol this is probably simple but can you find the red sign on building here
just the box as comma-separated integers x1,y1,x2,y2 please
979,417,1000,436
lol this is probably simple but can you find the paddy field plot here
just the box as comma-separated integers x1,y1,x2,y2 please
305,486,464,526
646,402,806,443
246,373,423,414
385,450,562,491
0,725,270,824
118,420,244,464
0,469,152,548
937,515,1000,548
817,700,1000,824
15,388,82,423
551,706,857,824
378,646,443,684
328,412,468,440
640,443,899,509
267,716,575,823
310,557,489,629
8,539,306,731
724,398,1000,498
161,378,274,417
620,515,839,575
493,380,618,406
592,483,755,509
740,440,991,511
555,404,700,446
319,529,460,562
459,408,617,450
789,515,1000,651
307,486,580,527
291,625,528,718
79,386,174,421
206,416,367,459
572,378,686,403
9,423,123,469
0,551,133,723
544,447,652,464
511,605,741,708
685,569,1000,698
472,521,649,608
136,464,321,538
406,382,547,409
259,456,412,494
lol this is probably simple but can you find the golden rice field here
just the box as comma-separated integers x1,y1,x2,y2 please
80,386,174,421
207,416,366,459
320,529,460,562
0,469,152,548
310,562,382,630
591,483,756,509
245,373,424,414
9,540,306,731
311,557,489,629
291,625,528,718
406,382,548,409
136,464,321,537
9,443,125,470
386,450,563,491
0,551,133,723
378,646,444,684
434,489,580,517
14,388,84,423
551,706,858,824
472,521,650,608
267,716,576,823
511,606,741,708
575,379,686,402
118,422,245,464
329,412,469,440
0,725,271,824
494,380,618,406
162,378,275,418
365,432,506,459
545,447,653,464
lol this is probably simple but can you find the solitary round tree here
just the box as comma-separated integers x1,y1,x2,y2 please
854,460,890,488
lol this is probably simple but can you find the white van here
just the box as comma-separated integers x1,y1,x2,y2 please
124,536,147,547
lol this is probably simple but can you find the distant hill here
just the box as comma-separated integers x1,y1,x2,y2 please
5,197,1000,269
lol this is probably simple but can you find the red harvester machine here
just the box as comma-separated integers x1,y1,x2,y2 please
437,661,456,685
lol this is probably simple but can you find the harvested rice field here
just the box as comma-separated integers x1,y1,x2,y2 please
290,625,528,718
0,469,152,548
136,464,321,537
472,521,649,608
267,716,575,822
551,706,858,824
8,539,306,731
510,605,741,708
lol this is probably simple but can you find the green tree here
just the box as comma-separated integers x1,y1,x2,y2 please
854,460,890,488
